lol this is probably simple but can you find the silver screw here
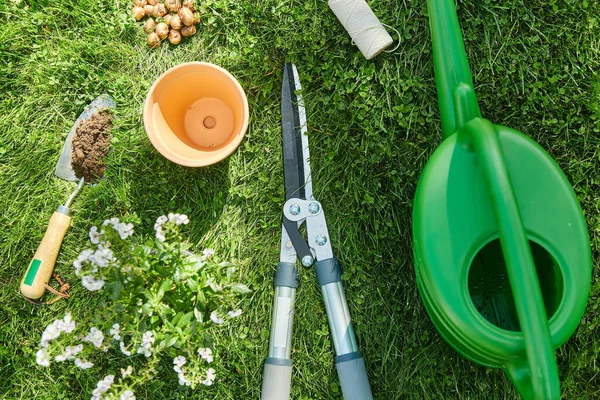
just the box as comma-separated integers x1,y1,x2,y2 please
289,204,301,216
308,202,320,214
285,241,293,248
315,235,327,246
301,255,314,267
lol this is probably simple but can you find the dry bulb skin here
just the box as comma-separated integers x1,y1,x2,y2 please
131,6,145,20
178,7,194,26
144,18,156,33
143,4,154,16
193,12,200,25
165,0,181,12
155,22,169,40
134,0,146,6
147,0,157,5
168,29,182,45
164,13,172,26
170,15,182,30
182,0,195,12
154,3,167,17
147,32,160,48
181,25,196,37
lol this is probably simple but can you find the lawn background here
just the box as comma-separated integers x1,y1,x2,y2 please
1,0,599,398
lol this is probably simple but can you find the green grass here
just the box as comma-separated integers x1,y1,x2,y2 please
1,0,599,398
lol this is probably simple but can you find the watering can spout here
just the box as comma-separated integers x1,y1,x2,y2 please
505,360,561,400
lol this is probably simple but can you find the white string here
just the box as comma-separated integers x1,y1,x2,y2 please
328,0,395,60
382,23,401,53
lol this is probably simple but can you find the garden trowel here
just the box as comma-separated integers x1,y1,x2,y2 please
20,94,115,303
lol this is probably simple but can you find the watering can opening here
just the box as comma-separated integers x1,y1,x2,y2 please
468,237,564,332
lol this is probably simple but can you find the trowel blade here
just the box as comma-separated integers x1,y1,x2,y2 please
54,94,116,181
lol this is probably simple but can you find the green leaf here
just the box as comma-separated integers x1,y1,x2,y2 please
186,279,199,291
157,278,172,298
171,311,184,327
109,280,122,301
176,311,194,328
230,283,251,294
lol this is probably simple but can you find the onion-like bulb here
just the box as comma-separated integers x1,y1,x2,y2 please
132,6,145,20
178,7,194,26
165,0,181,12
147,32,160,48
170,15,182,30
168,29,182,45
155,22,169,39
181,25,196,37
144,18,156,33
152,3,167,17
182,0,195,11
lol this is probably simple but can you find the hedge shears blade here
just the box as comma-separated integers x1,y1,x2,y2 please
279,62,332,266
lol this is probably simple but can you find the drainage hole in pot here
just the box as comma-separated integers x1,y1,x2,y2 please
203,116,216,129
468,239,563,332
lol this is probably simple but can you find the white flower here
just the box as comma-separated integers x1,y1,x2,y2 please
137,331,155,358
73,249,93,275
156,215,168,225
210,311,224,324
56,313,76,333
103,217,120,227
198,348,213,363
120,390,136,400
111,222,134,240
155,229,166,242
203,368,216,386
121,365,133,379
173,356,186,373
119,341,131,356
40,321,61,348
92,374,115,400
55,344,83,362
110,323,121,341
88,247,115,268
177,372,191,386
173,356,191,386
83,327,104,348
142,331,155,346
74,358,93,369
81,275,105,291
167,213,189,225
89,226,102,244
202,248,215,259
40,313,78,348
228,309,242,318
36,348,50,367
137,346,152,357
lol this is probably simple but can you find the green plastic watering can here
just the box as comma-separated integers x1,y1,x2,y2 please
412,1,592,399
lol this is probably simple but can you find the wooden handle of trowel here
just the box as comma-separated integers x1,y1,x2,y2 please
20,208,71,300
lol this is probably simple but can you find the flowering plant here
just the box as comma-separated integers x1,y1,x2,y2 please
35,214,249,399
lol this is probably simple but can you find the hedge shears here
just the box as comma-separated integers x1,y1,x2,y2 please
260,63,373,400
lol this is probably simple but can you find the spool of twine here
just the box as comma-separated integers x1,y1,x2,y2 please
328,0,394,60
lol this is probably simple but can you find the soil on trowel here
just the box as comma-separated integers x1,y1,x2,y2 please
71,109,113,182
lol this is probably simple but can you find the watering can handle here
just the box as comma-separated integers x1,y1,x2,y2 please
427,0,481,137
463,117,561,400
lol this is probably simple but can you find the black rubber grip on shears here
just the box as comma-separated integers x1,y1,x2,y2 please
282,215,312,265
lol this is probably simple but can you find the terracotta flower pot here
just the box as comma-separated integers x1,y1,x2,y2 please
144,62,249,166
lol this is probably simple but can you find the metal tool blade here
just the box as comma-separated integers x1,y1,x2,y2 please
281,64,312,200
281,64,313,265
54,94,116,181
